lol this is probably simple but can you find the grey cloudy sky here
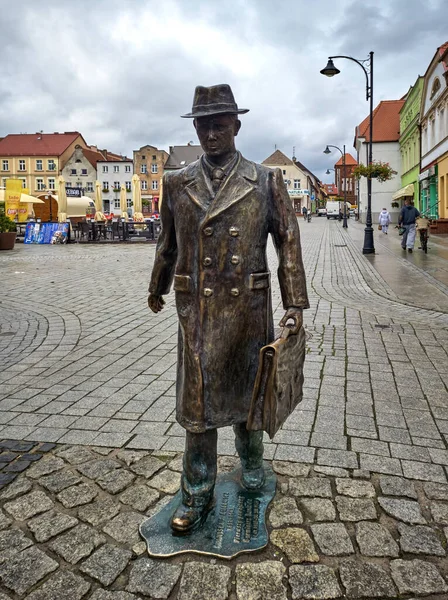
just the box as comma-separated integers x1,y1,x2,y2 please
0,0,446,182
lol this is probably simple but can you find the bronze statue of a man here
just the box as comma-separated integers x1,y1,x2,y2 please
148,84,309,533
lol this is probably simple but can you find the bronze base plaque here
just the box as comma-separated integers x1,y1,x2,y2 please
139,463,277,559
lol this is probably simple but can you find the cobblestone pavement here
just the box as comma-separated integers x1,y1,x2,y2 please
0,218,448,598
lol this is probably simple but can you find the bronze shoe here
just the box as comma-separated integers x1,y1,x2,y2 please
241,466,265,490
170,499,213,534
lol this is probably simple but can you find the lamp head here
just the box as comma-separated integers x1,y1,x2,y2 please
320,58,340,77
325,169,331,174
323,146,331,154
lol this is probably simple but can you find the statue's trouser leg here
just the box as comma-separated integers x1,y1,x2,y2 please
233,422,264,471
181,428,217,506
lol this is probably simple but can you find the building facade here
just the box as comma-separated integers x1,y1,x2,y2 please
334,153,358,207
262,150,310,213
354,100,404,224
133,145,168,214
420,42,448,229
97,158,133,215
395,77,424,210
0,132,87,195
62,145,106,201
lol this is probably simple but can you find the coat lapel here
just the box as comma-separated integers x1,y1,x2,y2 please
205,153,257,221
184,160,212,211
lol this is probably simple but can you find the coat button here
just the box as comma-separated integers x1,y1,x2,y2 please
203,257,212,266
229,226,239,237
203,227,214,236
204,288,213,297
230,288,240,297
230,255,240,265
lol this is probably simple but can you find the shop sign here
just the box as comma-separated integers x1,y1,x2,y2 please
288,189,310,196
66,187,82,197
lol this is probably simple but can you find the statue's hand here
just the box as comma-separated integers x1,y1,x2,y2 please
279,307,303,334
148,294,165,313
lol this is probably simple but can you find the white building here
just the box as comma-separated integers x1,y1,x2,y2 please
62,145,105,201
97,155,133,215
262,149,310,213
354,100,405,224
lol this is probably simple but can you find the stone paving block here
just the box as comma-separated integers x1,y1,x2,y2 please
310,432,347,450
49,523,106,564
89,592,140,600
147,469,181,494
336,496,377,521
103,511,145,545
378,497,426,524
40,469,82,493
4,490,53,520
339,559,396,598
310,523,354,556
76,458,121,479
79,543,132,586
360,453,402,476
27,509,78,542
0,476,32,500
398,522,445,555
129,455,165,478
25,570,91,600
269,497,303,527
127,558,182,598
289,565,342,600
335,478,375,497
0,545,58,595
430,501,448,524
178,562,231,600
97,468,136,494
116,449,150,466
390,558,448,595
271,527,318,563
57,482,98,508
274,444,315,463
271,460,310,477
299,498,335,522
236,561,287,600
390,442,431,462
77,497,121,527
289,478,332,498
401,459,447,483
0,509,11,531
378,426,412,444
0,529,33,561
379,475,417,499
355,521,399,557
25,456,64,478
317,449,358,469
55,445,96,464
424,481,448,500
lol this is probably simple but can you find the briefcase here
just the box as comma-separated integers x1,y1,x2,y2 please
247,325,306,439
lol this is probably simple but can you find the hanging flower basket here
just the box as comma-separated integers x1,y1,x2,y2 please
352,161,397,183
391,201,400,208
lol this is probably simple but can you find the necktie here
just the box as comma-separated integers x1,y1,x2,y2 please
211,167,226,192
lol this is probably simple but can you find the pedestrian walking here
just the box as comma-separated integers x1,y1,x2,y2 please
302,205,308,221
398,199,420,253
378,208,390,234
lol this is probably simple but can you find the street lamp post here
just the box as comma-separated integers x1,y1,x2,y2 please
324,144,348,228
320,51,374,254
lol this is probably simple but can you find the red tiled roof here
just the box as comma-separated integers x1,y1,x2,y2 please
335,153,357,166
0,132,85,156
356,100,405,143
262,149,293,166
439,42,448,71
82,148,106,168
323,183,338,195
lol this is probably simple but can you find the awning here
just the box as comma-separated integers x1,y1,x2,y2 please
0,190,45,204
392,184,414,200
36,194,94,217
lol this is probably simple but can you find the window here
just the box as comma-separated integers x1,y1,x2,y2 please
71,169,77,175
2,160,8,171
19,160,26,171
152,180,158,190
103,181,109,191
114,198,120,209
141,155,146,159
294,179,301,189
125,165,131,173
36,178,45,191
152,155,156,160
48,159,56,171
114,165,119,173
151,164,158,173
141,164,147,174
282,170,286,175
141,180,148,190
127,199,132,208
125,181,131,191
19,178,26,189
76,181,83,188
114,181,120,190
102,165,108,173
48,178,55,190
36,159,43,171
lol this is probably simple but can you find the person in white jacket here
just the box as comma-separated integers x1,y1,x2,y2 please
378,208,391,234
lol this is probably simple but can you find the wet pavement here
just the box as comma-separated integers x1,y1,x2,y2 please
0,217,448,599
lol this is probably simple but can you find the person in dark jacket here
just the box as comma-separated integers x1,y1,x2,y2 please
148,85,309,533
398,199,420,253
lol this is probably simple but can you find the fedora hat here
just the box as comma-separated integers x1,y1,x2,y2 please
181,84,249,118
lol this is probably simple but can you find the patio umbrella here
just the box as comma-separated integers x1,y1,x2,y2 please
132,174,143,221
120,185,128,221
57,176,68,222
94,181,103,213
0,191,44,203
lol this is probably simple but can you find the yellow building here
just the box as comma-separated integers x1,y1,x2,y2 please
133,145,169,213
0,132,87,195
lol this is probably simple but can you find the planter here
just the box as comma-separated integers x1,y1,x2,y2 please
0,232,17,250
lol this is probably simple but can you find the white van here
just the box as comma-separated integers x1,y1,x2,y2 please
326,201,340,219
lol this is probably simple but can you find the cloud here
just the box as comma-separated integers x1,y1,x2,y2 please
0,0,446,183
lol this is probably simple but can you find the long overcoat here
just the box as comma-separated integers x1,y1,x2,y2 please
149,152,309,433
